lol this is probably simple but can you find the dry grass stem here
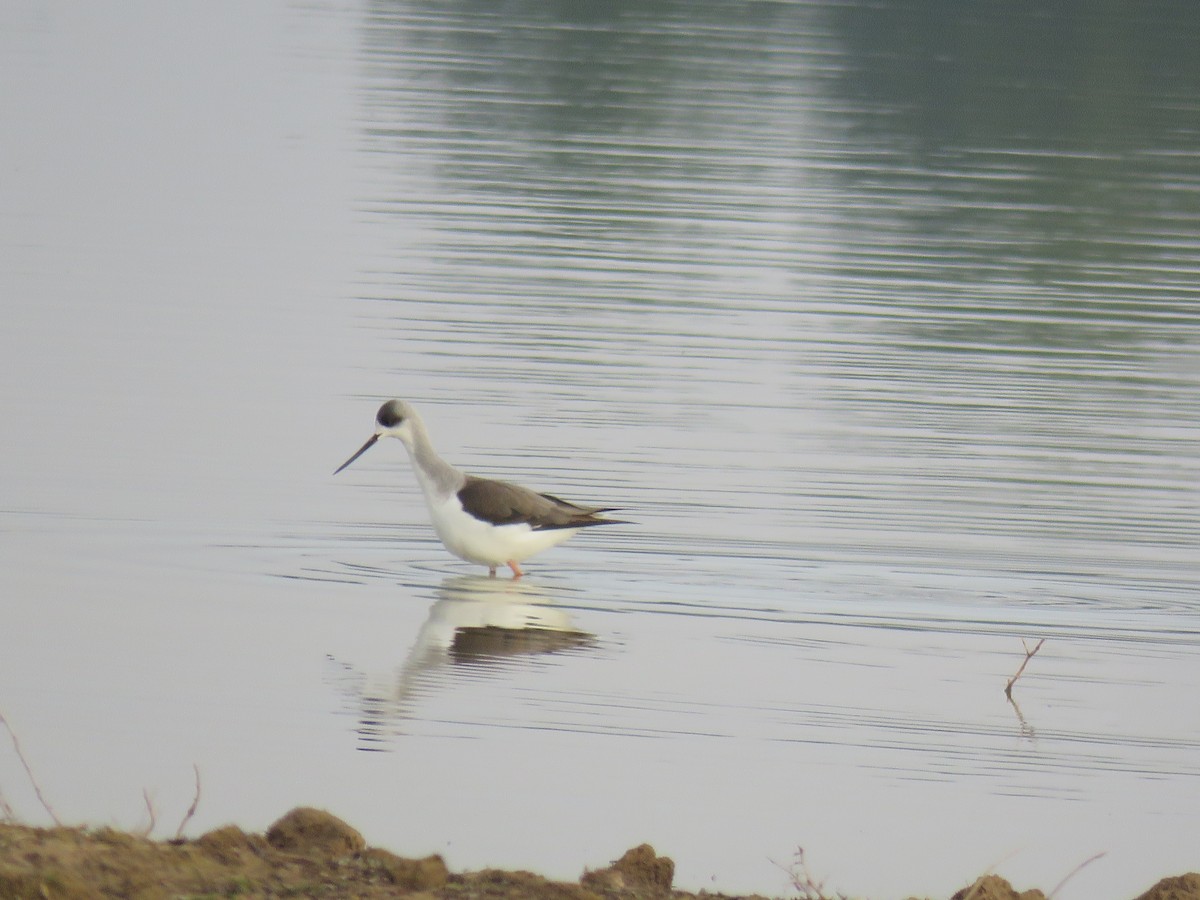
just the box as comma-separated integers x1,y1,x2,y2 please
1048,850,1106,899
0,785,16,822
1004,638,1046,698
771,846,849,900
0,709,61,826
140,788,158,837
174,763,202,840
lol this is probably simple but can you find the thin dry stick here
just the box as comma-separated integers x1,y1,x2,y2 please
0,710,61,826
139,788,158,837
1004,638,1046,698
173,764,201,841
1047,851,1106,899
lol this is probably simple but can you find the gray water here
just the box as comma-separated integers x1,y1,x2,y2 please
2,2,1198,898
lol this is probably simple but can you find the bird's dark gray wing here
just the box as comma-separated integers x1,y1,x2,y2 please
457,476,628,530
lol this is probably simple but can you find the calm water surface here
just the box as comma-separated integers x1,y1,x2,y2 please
1,3,1198,898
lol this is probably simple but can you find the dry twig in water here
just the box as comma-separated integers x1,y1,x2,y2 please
0,709,61,826
173,764,201,841
1005,638,1046,699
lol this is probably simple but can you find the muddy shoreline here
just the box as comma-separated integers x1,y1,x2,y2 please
0,807,1196,899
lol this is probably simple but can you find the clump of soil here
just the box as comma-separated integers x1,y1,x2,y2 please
265,806,366,856
949,873,1046,900
583,843,676,894
0,808,676,900
1134,874,1200,900
0,806,1198,900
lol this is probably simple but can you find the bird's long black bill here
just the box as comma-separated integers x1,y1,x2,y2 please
333,433,379,475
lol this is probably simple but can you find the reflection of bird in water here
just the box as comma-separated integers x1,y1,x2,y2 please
409,575,595,669
324,575,597,750
334,399,628,577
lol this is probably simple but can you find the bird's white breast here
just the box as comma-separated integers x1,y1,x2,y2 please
425,494,579,566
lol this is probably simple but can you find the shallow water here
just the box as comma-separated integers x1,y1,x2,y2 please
2,2,1198,898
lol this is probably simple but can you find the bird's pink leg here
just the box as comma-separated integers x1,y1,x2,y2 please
507,560,524,578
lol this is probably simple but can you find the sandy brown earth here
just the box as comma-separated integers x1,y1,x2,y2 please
0,807,1196,900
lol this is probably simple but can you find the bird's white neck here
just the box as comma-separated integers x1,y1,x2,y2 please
399,412,465,501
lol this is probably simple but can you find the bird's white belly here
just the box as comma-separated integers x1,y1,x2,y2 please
426,495,579,566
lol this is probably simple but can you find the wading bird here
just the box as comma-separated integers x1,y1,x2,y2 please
335,400,627,577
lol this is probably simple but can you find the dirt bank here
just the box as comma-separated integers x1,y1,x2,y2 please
0,807,1196,900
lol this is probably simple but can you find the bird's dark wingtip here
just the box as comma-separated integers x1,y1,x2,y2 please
582,515,633,527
